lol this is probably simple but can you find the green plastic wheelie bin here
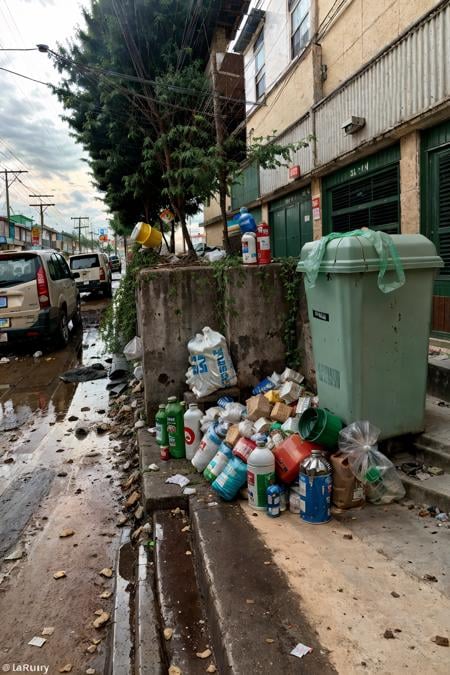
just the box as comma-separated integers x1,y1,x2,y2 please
297,230,443,440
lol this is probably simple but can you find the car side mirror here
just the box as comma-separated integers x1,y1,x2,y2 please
72,272,80,279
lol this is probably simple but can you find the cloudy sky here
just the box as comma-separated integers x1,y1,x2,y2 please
0,0,109,236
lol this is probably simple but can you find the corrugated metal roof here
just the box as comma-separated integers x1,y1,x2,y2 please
234,8,265,53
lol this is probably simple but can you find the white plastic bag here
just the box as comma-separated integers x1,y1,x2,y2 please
186,327,237,398
219,402,246,424
338,421,405,505
204,249,226,263
123,336,143,361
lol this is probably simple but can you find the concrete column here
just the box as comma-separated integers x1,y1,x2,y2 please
311,175,323,240
400,131,421,235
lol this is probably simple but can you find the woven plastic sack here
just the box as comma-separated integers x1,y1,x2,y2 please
338,421,405,504
186,327,237,398
299,229,405,294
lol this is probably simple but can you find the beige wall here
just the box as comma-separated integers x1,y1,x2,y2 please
320,0,440,96
205,220,224,247
203,192,231,223
400,131,420,235
246,49,315,138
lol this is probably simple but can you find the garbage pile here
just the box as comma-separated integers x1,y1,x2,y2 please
154,366,406,523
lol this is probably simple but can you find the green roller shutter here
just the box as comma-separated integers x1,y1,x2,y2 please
269,187,312,258
323,145,400,235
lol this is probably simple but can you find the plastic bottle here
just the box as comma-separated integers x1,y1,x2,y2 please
233,436,257,463
155,404,168,447
247,440,276,510
242,232,257,265
166,397,185,459
203,441,233,483
238,207,257,234
212,456,247,501
267,484,281,517
364,465,404,505
184,403,203,460
191,422,227,472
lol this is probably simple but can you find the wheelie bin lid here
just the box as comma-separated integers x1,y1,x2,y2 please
297,233,443,274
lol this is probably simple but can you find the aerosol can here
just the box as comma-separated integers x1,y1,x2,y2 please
242,232,257,265
299,450,332,524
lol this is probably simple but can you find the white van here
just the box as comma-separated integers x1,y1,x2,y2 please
69,252,112,297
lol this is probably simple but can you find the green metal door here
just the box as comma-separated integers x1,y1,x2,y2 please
421,121,450,335
323,145,401,235
269,187,312,258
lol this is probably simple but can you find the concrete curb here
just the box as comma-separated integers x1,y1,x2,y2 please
134,543,165,675
428,358,450,403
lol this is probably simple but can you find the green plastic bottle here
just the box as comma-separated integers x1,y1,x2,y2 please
155,404,168,446
166,396,185,459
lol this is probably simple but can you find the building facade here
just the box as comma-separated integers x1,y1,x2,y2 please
204,0,450,335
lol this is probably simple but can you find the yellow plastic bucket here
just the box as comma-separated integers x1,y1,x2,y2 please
131,221,162,248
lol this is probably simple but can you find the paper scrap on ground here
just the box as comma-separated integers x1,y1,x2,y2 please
183,487,196,495
28,636,46,648
166,474,190,488
290,642,313,659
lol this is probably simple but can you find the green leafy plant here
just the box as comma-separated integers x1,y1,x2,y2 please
210,255,242,332
100,245,159,352
277,257,303,369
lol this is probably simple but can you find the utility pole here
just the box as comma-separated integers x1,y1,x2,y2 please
114,233,118,256
71,216,89,253
3,170,28,233
211,50,230,252
29,195,55,228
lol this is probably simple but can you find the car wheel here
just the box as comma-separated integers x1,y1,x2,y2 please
72,298,83,329
56,309,70,348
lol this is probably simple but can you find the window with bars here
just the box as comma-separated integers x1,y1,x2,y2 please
254,29,265,100
329,165,400,235
290,0,310,59
438,151,450,278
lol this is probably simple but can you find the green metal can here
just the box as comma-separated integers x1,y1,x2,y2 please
166,397,185,459
155,404,168,446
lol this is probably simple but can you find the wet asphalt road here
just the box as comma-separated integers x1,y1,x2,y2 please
0,276,124,674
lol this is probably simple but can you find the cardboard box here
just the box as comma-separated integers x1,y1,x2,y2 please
279,381,302,404
254,417,271,434
281,368,305,385
225,424,241,447
270,401,292,423
246,395,273,421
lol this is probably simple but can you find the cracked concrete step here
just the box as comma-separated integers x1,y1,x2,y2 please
413,442,450,472
428,357,450,403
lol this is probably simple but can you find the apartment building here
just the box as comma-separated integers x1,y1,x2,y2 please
204,0,450,335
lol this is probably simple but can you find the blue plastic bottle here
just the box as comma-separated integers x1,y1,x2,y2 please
238,207,257,234
212,456,247,501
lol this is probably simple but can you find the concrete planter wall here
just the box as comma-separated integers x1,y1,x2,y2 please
137,263,314,420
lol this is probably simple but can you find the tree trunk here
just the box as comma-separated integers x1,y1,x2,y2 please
172,203,195,254
219,174,231,253
170,221,175,253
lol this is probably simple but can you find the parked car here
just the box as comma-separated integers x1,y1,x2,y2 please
108,254,122,273
0,249,82,347
69,252,112,297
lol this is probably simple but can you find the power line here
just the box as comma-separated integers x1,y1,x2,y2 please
71,216,89,252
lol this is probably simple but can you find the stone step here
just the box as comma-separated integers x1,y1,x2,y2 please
428,357,450,404
399,472,450,513
413,441,450,473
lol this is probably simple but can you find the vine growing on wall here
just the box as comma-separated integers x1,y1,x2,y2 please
100,246,159,353
210,255,243,333
276,257,303,369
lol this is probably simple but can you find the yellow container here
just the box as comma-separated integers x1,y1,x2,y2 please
131,221,162,248
265,389,280,404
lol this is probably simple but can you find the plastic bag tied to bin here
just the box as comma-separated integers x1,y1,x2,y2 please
186,327,237,398
299,229,406,294
338,421,405,505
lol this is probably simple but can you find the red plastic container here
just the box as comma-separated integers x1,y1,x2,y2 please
233,437,257,463
273,435,321,483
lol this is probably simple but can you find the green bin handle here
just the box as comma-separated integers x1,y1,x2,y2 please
299,228,406,294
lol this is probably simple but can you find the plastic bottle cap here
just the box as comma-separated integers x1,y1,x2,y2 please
167,396,177,403
159,404,165,409
189,403,199,409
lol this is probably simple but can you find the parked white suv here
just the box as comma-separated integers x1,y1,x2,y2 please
0,250,82,347
69,252,112,297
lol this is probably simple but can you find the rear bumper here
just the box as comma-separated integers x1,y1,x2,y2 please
0,307,59,341
76,279,109,292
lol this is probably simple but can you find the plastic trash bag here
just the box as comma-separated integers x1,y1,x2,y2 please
338,421,405,504
219,402,246,424
299,229,405,294
204,249,226,263
123,336,143,361
186,327,237,398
